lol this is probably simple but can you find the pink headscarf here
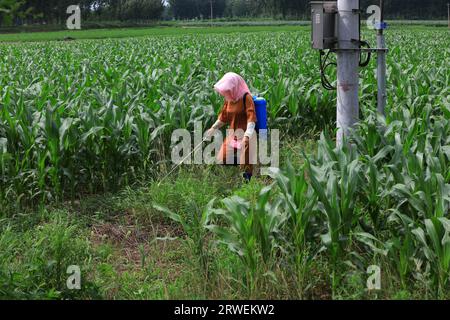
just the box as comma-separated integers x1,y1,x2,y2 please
214,72,251,102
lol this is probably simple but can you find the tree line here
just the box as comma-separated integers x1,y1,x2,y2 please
170,0,448,20
0,0,448,27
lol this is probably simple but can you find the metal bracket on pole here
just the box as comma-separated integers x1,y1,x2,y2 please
335,48,388,53
352,9,364,14
311,0,388,144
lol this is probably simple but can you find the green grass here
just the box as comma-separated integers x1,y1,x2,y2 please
0,140,312,299
0,149,285,299
0,210,101,299
0,139,323,300
0,25,305,43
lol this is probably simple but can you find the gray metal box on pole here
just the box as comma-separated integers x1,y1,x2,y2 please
311,1,338,50
310,0,389,145
310,0,360,146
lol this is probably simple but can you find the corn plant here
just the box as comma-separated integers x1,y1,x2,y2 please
208,187,285,270
153,199,215,278
206,186,286,296
306,133,362,262
273,162,318,263
413,218,450,297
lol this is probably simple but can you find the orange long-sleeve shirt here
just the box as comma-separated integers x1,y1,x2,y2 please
218,94,257,134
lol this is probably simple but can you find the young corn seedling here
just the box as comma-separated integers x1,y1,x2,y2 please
272,162,318,297
412,218,450,298
305,135,363,297
207,187,285,296
306,134,362,260
386,211,419,289
273,162,318,259
153,199,215,279
361,145,394,229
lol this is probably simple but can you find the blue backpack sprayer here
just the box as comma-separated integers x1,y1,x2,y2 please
239,93,268,181
243,93,268,138
240,93,268,178
253,96,268,138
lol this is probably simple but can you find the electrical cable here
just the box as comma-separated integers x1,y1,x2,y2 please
317,0,372,90
356,0,372,68
319,50,336,90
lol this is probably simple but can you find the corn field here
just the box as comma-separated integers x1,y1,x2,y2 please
0,31,336,209
1,27,449,298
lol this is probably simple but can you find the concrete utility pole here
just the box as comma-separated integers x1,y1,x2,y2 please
210,0,214,25
336,0,360,146
376,0,387,116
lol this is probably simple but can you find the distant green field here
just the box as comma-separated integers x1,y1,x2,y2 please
0,25,305,42
0,19,447,42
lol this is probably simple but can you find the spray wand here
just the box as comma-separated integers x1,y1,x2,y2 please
157,136,209,186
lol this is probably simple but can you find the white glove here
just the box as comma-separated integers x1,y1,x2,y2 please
212,120,225,130
244,122,256,139
207,120,225,137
